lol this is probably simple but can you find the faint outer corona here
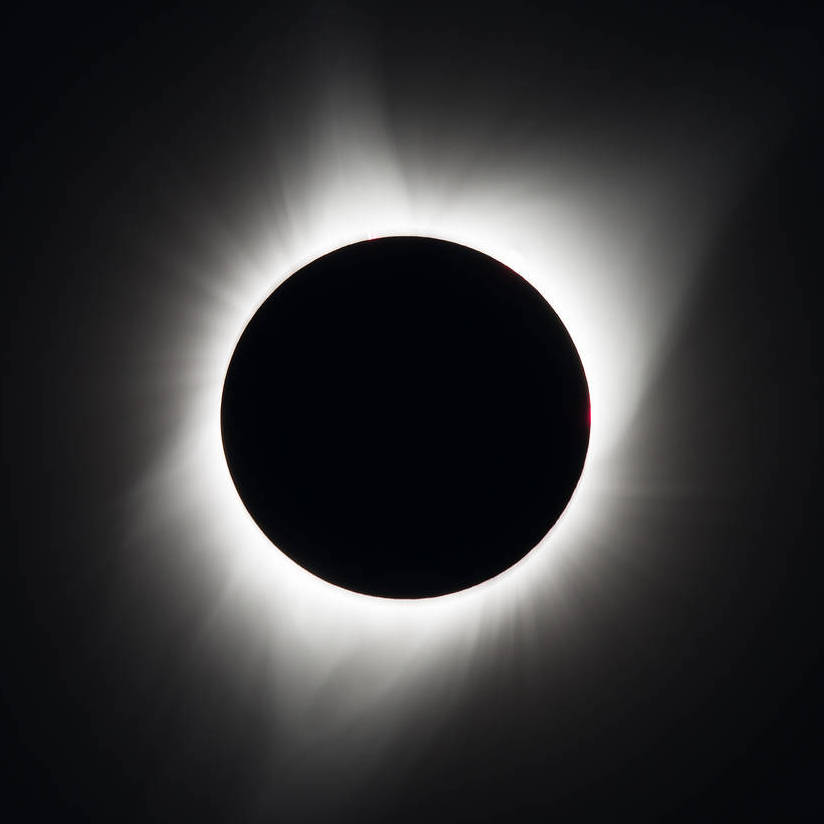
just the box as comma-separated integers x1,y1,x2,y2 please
221,237,590,598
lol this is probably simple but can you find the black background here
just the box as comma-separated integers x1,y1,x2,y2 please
3,2,823,821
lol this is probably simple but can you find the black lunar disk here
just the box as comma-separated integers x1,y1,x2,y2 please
221,237,590,598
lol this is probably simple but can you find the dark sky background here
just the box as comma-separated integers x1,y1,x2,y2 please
3,2,823,821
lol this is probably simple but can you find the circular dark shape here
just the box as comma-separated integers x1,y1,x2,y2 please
221,237,590,598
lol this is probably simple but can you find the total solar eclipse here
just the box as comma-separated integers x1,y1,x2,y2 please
221,237,590,598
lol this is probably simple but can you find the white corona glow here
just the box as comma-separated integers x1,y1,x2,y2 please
125,58,775,777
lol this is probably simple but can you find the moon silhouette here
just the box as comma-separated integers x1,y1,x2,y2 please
221,236,590,598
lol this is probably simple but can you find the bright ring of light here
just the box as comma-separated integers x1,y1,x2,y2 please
130,92,731,750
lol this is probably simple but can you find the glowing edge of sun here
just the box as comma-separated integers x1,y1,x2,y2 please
132,145,722,727
165,208,628,665
121,53,781,759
